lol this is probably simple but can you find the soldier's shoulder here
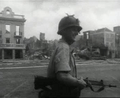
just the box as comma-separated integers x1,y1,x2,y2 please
57,41,69,49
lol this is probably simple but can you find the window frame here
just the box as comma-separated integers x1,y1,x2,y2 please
6,25,10,33
6,38,10,43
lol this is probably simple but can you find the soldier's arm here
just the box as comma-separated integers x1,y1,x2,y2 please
56,71,86,89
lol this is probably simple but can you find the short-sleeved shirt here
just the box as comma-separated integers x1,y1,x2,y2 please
47,38,77,78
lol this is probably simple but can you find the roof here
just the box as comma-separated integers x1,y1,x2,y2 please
0,7,26,22
96,27,112,32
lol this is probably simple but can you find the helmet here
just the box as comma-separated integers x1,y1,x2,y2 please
57,15,82,35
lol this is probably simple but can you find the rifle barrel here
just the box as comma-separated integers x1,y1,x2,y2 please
108,84,117,87
84,78,116,87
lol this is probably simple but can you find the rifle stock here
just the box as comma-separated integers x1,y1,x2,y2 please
34,75,57,90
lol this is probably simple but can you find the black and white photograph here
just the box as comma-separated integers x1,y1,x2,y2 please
0,0,120,97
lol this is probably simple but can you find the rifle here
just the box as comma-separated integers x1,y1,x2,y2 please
84,77,117,92
34,76,117,92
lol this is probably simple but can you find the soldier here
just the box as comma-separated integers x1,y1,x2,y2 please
47,15,86,98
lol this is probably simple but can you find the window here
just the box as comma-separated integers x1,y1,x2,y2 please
16,26,20,35
6,38,10,43
6,25,10,33
6,10,10,14
86,32,89,39
16,39,20,44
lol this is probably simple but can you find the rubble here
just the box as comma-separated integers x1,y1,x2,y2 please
76,47,107,60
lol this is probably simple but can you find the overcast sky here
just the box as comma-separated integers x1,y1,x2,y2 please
0,0,120,40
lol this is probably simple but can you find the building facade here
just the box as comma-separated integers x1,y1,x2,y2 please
114,26,120,58
40,32,45,41
0,7,26,60
83,28,116,58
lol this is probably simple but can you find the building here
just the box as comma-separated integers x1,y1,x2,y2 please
83,28,116,58
114,26,120,57
39,32,46,49
83,30,92,48
40,32,45,41
0,7,26,60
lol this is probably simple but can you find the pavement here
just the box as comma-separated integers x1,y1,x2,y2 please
0,58,120,97
0,59,49,67
0,58,120,68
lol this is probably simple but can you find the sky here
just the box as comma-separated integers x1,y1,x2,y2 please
0,0,120,40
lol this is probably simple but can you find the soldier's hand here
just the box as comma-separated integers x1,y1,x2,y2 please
84,79,91,87
78,77,87,89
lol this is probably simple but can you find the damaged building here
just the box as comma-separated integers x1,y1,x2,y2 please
114,26,120,58
83,28,116,58
0,7,26,60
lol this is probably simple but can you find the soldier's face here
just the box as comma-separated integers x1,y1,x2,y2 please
63,27,79,44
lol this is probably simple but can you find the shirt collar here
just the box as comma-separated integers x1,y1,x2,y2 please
59,38,68,45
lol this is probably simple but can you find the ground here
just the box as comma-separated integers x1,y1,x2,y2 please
0,59,120,98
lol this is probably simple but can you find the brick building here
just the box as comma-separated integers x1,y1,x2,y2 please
0,7,26,60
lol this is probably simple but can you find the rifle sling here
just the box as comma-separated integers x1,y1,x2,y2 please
88,84,105,92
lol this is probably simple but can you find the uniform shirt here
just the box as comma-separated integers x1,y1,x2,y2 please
47,38,77,78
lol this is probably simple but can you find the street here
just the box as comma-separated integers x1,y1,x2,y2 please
0,59,120,98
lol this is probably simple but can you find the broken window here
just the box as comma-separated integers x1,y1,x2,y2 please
6,25,10,33
86,32,89,39
16,39,20,44
16,26,20,35
6,38,10,43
